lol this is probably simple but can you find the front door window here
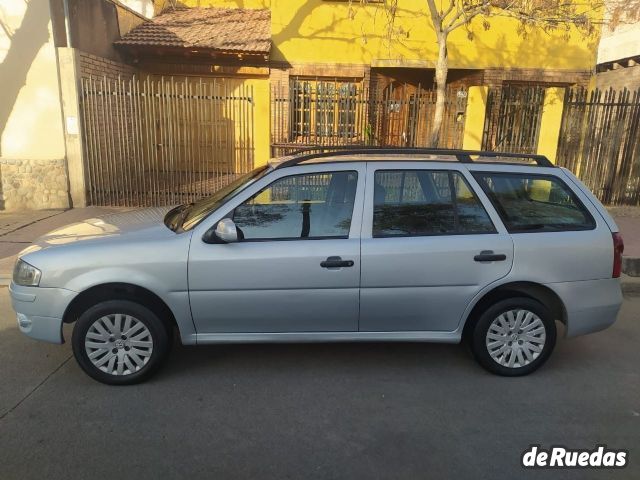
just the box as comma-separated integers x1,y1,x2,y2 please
232,171,358,241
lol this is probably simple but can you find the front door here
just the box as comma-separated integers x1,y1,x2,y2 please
382,83,415,147
359,164,514,332
188,164,365,333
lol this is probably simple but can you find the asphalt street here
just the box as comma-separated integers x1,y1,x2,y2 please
0,289,638,480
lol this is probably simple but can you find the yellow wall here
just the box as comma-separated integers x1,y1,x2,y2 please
184,0,599,70
0,0,65,160
204,76,270,167
235,78,270,166
537,87,566,164
145,74,271,168
462,86,488,151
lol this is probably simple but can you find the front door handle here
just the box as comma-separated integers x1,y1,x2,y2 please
474,250,507,262
320,256,354,268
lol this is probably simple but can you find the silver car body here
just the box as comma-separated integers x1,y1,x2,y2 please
10,158,623,346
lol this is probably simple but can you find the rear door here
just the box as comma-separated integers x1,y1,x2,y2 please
359,162,514,332
470,167,614,282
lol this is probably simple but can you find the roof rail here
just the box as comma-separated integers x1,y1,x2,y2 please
274,146,555,168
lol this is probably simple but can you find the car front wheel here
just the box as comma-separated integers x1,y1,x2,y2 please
71,300,171,385
470,297,556,376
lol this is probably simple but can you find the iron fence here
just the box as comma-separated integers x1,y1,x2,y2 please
556,87,640,205
79,75,255,207
78,77,640,208
482,85,545,154
271,80,467,157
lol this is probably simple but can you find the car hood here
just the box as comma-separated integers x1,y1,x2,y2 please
20,207,175,255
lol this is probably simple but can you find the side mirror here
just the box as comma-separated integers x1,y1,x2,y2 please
212,218,238,243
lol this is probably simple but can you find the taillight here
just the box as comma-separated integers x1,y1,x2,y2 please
612,232,624,278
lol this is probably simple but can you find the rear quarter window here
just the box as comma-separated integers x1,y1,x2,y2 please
472,172,595,233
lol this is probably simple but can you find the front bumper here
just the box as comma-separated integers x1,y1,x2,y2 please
9,282,78,344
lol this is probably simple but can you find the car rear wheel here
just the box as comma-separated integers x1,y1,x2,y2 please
72,300,171,385
470,297,556,376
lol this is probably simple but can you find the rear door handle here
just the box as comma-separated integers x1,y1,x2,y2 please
321,256,354,268
474,250,507,262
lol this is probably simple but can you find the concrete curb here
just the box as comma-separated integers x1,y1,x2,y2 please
622,257,640,277
621,274,640,298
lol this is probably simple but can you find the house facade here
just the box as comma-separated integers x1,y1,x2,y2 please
0,0,603,210
119,0,600,169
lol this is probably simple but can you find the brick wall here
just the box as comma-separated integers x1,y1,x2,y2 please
482,68,592,86
270,67,289,91
77,51,137,81
270,62,371,91
368,67,591,92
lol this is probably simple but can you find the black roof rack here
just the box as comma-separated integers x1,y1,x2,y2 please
274,146,555,169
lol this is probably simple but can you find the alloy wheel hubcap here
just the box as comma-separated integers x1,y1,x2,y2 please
84,314,153,376
485,309,546,368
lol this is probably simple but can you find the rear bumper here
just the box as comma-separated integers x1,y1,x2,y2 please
546,278,623,338
9,282,77,344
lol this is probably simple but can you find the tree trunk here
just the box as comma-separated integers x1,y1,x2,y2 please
430,32,449,147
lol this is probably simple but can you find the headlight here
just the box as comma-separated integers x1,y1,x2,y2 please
13,258,42,287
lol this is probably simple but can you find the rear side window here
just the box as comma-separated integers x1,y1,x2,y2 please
473,172,595,233
372,170,495,237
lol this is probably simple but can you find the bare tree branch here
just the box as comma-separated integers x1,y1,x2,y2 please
425,0,443,32
346,0,634,146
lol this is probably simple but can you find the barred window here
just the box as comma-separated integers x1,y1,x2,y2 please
291,79,359,139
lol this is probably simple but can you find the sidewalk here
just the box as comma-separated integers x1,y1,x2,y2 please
1,206,639,294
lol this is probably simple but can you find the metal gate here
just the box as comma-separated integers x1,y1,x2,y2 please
79,75,255,207
377,84,467,149
270,80,467,157
557,87,640,205
481,85,545,154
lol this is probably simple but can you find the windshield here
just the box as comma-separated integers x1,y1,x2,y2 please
165,165,271,232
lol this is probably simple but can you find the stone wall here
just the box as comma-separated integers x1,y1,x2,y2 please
0,0,67,212
0,159,70,211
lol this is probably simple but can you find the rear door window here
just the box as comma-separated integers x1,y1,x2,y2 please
372,170,495,237
472,172,595,233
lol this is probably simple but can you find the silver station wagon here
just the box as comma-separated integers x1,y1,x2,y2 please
10,148,624,384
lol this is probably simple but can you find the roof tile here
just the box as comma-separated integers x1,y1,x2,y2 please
115,7,271,54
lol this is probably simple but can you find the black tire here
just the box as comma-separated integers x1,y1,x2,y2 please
72,300,171,385
469,297,556,376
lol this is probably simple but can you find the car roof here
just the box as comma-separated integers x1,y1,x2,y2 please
269,148,554,169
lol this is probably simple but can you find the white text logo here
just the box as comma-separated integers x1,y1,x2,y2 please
522,445,628,469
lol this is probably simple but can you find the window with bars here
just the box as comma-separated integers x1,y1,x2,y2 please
291,79,359,139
